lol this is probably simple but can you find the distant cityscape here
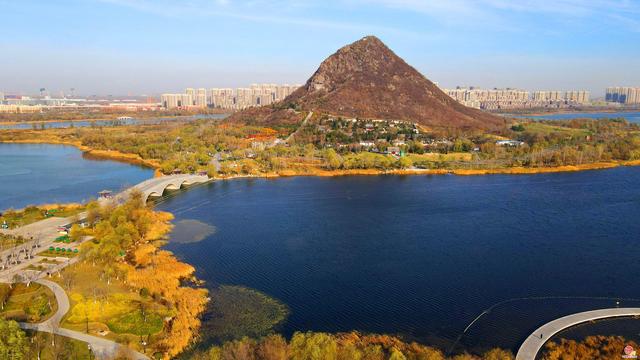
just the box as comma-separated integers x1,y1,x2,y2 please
605,87,640,105
1,84,639,114
161,84,302,110
442,87,591,110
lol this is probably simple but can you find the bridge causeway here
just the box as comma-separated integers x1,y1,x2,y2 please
516,307,640,359
110,174,211,203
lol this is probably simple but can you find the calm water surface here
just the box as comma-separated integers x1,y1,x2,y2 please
0,143,153,210
516,111,640,123
0,113,229,129
159,169,640,352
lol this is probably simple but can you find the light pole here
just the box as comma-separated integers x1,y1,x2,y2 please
140,335,147,353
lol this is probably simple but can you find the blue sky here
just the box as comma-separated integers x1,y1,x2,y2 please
1,0,639,96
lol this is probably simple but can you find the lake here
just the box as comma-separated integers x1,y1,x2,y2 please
0,113,229,130
0,143,153,211
158,169,640,353
515,111,640,123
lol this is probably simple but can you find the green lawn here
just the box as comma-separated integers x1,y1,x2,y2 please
107,310,164,336
0,283,57,323
523,122,591,136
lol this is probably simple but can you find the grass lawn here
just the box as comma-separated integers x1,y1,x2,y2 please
0,283,57,323
0,204,85,229
25,330,94,360
524,122,591,137
107,311,164,336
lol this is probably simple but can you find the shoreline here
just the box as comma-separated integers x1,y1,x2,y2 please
4,139,640,179
3,141,638,358
0,112,231,125
499,109,640,117
0,139,161,169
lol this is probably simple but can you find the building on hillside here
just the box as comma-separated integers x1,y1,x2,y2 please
496,140,525,147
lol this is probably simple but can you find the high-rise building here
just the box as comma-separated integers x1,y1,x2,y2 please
564,90,590,104
161,94,178,109
606,87,640,104
533,91,562,102
445,87,591,109
163,84,302,110
185,88,195,106
195,88,207,108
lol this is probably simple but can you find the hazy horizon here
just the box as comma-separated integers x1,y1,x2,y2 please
1,0,639,97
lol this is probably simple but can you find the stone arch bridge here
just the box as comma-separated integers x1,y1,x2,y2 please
111,174,211,203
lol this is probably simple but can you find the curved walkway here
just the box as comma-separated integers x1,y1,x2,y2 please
516,307,640,360
18,279,149,360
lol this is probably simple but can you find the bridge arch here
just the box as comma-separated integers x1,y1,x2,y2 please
102,175,209,204
144,179,189,202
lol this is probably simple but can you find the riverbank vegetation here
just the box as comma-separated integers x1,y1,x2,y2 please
199,285,290,345
2,115,640,178
190,331,515,360
542,335,638,359
53,193,208,358
0,108,228,123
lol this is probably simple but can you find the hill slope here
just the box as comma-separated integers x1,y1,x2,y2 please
229,36,505,131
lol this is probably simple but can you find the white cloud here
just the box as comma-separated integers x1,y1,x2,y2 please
96,0,422,36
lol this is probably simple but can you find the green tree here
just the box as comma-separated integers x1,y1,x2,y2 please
69,224,84,242
0,319,28,359
323,149,343,170
398,157,413,169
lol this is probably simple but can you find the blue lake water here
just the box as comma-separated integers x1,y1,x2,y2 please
515,111,640,123
158,170,640,352
0,113,229,130
2,140,638,353
0,143,153,211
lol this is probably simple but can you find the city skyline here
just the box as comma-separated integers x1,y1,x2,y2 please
1,0,639,95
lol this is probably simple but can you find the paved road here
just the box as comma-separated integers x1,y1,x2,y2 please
19,279,149,360
0,175,213,358
516,307,640,360
0,214,148,358
1,213,86,266
285,111,314,143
